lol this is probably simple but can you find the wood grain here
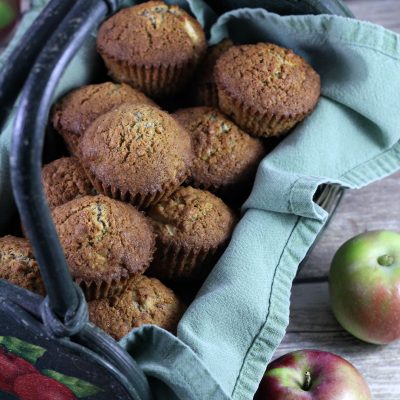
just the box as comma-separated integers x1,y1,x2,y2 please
345,0,400,32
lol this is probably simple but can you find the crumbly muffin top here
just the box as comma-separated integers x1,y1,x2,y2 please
52,195,155,283
0,236,45,295
42,157,94,209
197,39,233,86
173,107,265,189
214,43,321,116
148,186,236,250
79,104,193,196
88,275,185,340
97,1,206,66
52,82,157,145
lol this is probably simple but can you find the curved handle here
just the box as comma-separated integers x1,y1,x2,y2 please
11,0,110,322
10,0,153,398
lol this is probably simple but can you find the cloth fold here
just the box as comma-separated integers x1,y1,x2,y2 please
1,1,400,399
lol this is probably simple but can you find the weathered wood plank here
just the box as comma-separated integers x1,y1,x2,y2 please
276,282,400,398
346,0,400,32
298,171,400,280
287,282,338,332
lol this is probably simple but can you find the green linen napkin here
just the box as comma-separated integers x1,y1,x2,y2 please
174,9,400,399
1,1,400,399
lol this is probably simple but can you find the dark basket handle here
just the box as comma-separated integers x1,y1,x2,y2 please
10,0,116,324
9,0,153,399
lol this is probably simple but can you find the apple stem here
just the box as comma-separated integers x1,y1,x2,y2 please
377,255,394,267
303,371,312,391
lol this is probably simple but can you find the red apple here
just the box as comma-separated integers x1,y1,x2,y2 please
0,346,37,393
329,230,400,344
255,350,371,400
13,373,77,400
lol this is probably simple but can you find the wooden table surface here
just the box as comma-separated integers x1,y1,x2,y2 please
274,2,400,398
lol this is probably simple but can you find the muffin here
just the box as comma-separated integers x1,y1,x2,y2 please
0,236,45,295
88,275,186,340
194,39,233,106
42,157,94,209
52,195,155,300
173,107,265,195
79,104,193,209
148,186,236,282
96,1,207,98
214,43,321,138
52,82,157,154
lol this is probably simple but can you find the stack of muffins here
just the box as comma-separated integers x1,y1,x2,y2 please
0,1,321,341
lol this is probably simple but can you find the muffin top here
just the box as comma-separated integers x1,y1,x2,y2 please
173,107,265,190
79,104,193,196
52,195,155,283
149,186,236,250
97,1,206,67
88,275,186,340
52,82,157,150
42,157,94,209
197,39,233,86
0,236,45,295
214,43,321,116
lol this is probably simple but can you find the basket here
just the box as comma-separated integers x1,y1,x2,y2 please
3,0,398,399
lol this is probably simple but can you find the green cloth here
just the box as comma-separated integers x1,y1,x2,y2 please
1,1,400,399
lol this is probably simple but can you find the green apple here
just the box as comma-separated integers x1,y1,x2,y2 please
329,230,400,344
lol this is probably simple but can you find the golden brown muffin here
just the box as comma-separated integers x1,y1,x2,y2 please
214,43,321,138
0,236,45,295
79,104,193,209
88,275,186,340
52,82,157,154
52,195,155,300
173,107,265,194
42,157,94,209
97,1,207,98
194,39,233,106
148,186,236,282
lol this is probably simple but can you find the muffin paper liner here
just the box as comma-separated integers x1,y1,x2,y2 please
190,180,252,208
217,85,311,138
149,239,222,282
83,167,188,209
195,82,219,107
102,55,198,98
57,128,81,156
77,274,136,301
